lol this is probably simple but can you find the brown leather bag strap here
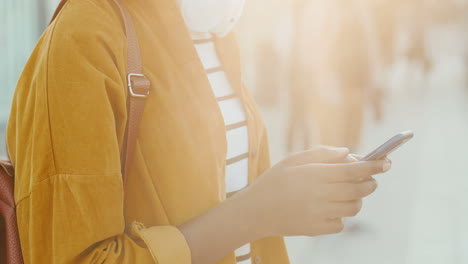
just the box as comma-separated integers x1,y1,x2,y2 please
50,0,150,184
110,0,151,184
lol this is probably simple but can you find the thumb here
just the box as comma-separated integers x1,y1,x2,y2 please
281,146,349,167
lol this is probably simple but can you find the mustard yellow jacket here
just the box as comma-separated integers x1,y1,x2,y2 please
6,0,290,263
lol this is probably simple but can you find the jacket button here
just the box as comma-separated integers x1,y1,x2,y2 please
254,256,261,264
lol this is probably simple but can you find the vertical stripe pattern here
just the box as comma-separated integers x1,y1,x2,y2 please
193,36,251,263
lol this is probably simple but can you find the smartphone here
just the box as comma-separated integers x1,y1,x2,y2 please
361,131,414,161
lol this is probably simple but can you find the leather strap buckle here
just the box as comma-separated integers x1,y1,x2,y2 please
128,73,150,98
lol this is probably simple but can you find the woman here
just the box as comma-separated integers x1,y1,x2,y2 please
6,0,391,263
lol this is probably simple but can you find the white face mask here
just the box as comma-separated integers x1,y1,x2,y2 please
177,0,245,37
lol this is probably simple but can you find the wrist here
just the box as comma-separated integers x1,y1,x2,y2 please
178,188,269,264
231,187,271,240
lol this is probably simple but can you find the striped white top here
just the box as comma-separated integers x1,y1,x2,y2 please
193,37,252,264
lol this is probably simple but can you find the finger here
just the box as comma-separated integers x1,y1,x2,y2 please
349,153,384,182
347,154,374,182
320,217,345,235
324,200,363,217
343,154,361,163
282,145,349,166
383,157,392,167
350,154,364,161
319,179,378,201
352,154,392,163
351,175,375,184
349,156,389,182
302,217,345,236
315,160,391,183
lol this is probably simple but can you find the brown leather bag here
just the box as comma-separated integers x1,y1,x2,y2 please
0,0,150,262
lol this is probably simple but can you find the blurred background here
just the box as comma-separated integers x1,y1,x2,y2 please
1,0,468,263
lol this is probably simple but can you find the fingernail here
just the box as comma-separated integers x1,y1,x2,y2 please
349,154,360,162
382,160,392,172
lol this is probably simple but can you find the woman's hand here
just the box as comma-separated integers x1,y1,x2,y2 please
241,146,391,238
178,146,391,264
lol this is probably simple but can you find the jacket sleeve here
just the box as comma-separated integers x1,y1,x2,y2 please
7,1,190,263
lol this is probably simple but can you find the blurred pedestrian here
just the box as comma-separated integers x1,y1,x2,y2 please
406,0,432,79
288,0,384,151
287,0,314,152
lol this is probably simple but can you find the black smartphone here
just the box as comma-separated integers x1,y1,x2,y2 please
361,131,414,161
